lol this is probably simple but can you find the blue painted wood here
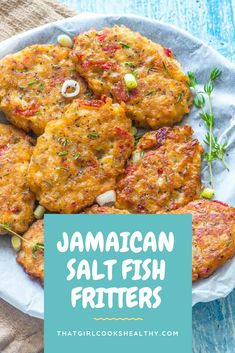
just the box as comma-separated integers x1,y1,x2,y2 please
58,1,235,351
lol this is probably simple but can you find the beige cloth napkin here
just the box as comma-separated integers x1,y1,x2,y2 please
0,1,77,352
0,0,76,42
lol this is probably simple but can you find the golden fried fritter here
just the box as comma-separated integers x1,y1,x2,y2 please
116,125,204,213
170,200,235,281
72,25,192,129
84,205,130,214
27,98,134,213
0,124,35,235
17,220,44,284
0,44,90,135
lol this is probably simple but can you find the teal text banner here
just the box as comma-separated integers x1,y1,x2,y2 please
45,214,192,353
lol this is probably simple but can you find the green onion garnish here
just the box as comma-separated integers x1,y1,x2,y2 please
201,187,215,199
124,73,137,90
34,205,46,219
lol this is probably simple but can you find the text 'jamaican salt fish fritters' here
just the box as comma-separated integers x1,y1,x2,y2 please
116,125,204,213
17,220,44,284
72,25,192,129
84,205,130,214
27,98,134,213
0,44,89,135
0,124,35,235
170,200,235,281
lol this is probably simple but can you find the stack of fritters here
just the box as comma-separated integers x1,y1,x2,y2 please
0,25,234,285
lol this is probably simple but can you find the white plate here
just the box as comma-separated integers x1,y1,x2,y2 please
0,14,235,319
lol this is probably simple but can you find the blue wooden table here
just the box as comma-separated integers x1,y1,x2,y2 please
59,1,235,352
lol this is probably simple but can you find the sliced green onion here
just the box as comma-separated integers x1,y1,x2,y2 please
39,83,44,91
34,205,46,219
201,187,215,199
124,73,137,90
11,235,22,252
131,126,138,136
57,34,73,48
146,90,155,96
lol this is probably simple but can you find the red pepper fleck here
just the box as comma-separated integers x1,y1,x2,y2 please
100,94,108,103
101,62,115,71
97,31,109,42
129,88,139,98
15,103,39,117
87,160,97,168
164,47,173,57
112,81,129,103
213,200,229,207
63,162,69,168
125,163,137,175
115,127,132,141
76,99,103,108
0,145,8,155
102,44,120,53
10,205,21,213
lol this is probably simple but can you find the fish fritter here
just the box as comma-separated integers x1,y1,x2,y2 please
0,124,35,235
27,98,134,213
84,205,130,214
0,44,89,135
170,200,235,281
17,220,44,284
116,125,204,213
72,25,192,129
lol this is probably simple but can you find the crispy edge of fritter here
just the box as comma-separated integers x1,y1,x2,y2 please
17,220,44,285
171,200,235,281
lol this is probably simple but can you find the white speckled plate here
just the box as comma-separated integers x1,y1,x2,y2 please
0,14,235,319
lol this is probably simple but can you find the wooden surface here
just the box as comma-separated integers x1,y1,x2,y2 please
59,1,235,352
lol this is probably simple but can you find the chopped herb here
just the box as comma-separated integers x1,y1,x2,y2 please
56,166,69,172
74,153,81,160
162,61,168,72
28,79,38,86
119,42,130,48
177,92,183,103
39,83,44,91
88,133,98,138
58,151,68,157
146,90,155,96
35,111,43,115
131,71,138,78
32,242,44,259
124,62,136,68
13,137,20,144
58,137,70,146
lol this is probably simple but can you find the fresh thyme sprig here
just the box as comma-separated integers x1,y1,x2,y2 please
188,68,229,189
0,223,44,257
